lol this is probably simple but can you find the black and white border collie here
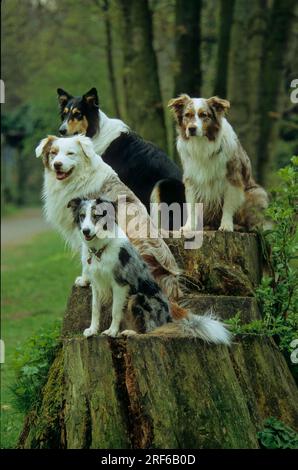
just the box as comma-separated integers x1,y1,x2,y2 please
57,87,185,227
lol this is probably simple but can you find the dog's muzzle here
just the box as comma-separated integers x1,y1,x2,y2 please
188,126,197,137
59,124,68,136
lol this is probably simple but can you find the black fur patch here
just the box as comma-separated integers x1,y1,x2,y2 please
118,247,131,266
57,88,99,138
138,278,160,297
101,132,184,214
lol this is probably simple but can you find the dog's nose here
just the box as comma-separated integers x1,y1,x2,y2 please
83,228,90,236
188,126,197,136
54,161,63,170
59,126,67,136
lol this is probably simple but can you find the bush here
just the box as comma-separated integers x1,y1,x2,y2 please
257,417,298,449
228,157,298,381
11,321,62,414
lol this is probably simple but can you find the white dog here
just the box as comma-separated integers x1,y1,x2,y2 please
35,135,181,299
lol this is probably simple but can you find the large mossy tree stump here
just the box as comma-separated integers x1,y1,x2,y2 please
19,232,298,449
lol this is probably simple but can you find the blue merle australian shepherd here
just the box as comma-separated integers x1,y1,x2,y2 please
67,196,231,343
58,87,186,229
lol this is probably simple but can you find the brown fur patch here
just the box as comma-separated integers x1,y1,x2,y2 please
168,94,191,127
169,302,188,320
207,96,230,114
67,116,88,134
58,95,69,107
41,136,57,169
203,106,221,141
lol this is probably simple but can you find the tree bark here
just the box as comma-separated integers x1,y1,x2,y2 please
227,0,269,174
18,233,298,449
214,0,235,98
101,0,121,117
118,0,168,150
255,0,296,184
173,0,202,97
227,0,295,183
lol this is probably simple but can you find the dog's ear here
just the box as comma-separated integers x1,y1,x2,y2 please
168,94,191,123
83,88,99,107
77,135,98,161
57,88,72,108
207,96,230,114
67,198,82,210
95,197,117,230
35,135,57,158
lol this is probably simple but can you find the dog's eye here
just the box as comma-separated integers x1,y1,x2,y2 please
73,112,82,119
184,112,192,119
67,151,75,156
79,213,85,221
200,112,208,118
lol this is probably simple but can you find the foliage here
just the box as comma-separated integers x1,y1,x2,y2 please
257,417,298,449
11,322,62,414
1,230,78,448
227,157,298,380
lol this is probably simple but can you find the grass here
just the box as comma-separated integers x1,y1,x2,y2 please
1,231,79,448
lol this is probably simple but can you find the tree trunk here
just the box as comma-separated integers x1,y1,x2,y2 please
213,0,235,98
118,0,168,150
173,0,202,97
255,0,296,184
18,233,298,449
227,0,269,174
101,0,121,117
227,0,295,183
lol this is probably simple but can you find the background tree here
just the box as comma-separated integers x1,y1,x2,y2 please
227,0,269,173
118,0,168,150
1,0,297,207
213,0,235,98
255,0,296,184
173,0,202,96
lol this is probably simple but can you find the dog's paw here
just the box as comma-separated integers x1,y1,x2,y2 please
75,276,90,287
120,329,137,337
218,221,234,232
83,327,97,338
101,327,119,338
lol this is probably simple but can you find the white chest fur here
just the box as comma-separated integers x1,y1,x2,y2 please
177,118,238,207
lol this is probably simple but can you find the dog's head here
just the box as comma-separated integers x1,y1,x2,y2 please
168,95,230,141
57,88,99,138
67,197,117,241
35,134,98,181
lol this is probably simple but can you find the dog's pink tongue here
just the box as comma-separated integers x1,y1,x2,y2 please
56,172,67,180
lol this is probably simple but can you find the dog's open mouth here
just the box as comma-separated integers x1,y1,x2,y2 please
84,234,96,241
55,168,74,181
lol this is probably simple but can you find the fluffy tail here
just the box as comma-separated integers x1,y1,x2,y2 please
170,303,232,345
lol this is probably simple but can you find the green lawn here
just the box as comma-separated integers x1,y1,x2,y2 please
1,231,79,448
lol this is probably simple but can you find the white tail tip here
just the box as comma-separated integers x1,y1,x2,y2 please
181,310,232,345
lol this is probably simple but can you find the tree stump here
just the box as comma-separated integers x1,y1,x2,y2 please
18,232,298,449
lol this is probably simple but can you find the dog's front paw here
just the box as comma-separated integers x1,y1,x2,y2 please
83,326,97,338
101,327,119,338
218,221,234,232
75,276,90,287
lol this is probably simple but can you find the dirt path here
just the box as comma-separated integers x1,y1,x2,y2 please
1,208,51,248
